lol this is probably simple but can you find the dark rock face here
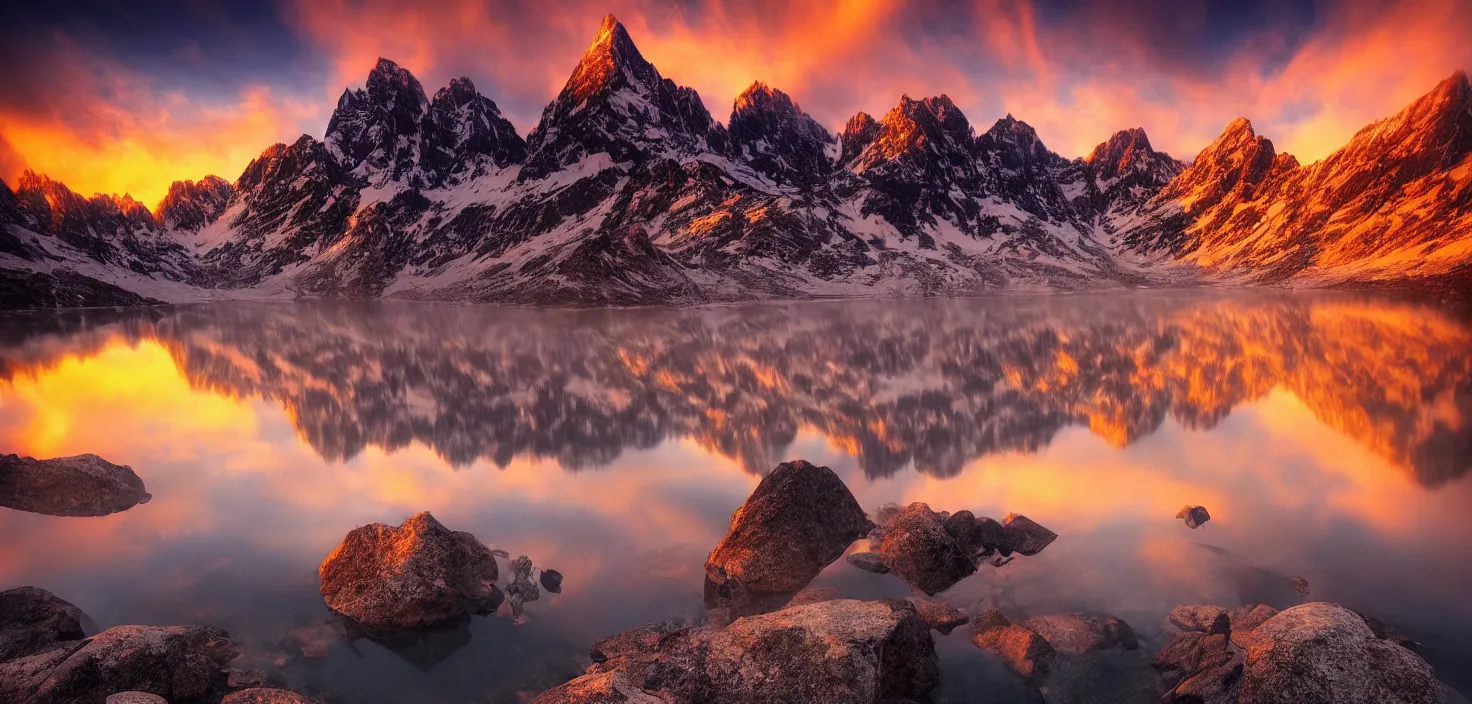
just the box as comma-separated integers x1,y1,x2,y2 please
1291,575,1311,595
704,460,872,615
223,689,322,704
727,82,833,185
318,511,503,631
0,587,88,662
537,598,939,704
10,171,192,278
105,693,167,704
506,555,540,619
846,551,890,574
156,176,234,232
1021,612,1139,654
0,269,165,310
943,510,1007,558
877,502,976,595
1237,602,1442,704
0,624,240,704
0,453,152,516
1002,513,1058,556
1177,505,1211,529
970,609,1057,683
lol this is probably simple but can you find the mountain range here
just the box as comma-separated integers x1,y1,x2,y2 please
2,14,1470,309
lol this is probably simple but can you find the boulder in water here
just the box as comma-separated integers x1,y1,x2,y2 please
318,511,503,632
907,597,970,635
1021,612,1139,654
1176,505,1211,529
704,460,872,615
0,453,151,517
0,623,240,704
0,586,88,662
539,569,564,594
845,551,889,574
1002,513,1057,556
878,502,976,595
969,608,1056,683
536,598,939,703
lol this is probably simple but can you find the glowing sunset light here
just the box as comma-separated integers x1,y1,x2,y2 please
3,0,1469,207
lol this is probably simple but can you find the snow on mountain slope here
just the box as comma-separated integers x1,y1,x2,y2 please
2,15,1468,309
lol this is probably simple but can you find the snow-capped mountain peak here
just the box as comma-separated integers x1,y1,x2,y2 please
726,81,833,185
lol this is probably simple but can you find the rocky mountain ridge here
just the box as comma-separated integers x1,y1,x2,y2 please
2,15,1468,308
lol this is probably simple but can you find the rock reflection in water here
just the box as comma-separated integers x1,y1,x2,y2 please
1,292,1469,486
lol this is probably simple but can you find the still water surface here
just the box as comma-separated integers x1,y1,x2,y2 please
1,291,1470,702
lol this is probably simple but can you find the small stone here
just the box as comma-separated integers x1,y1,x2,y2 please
228,668,268,688
1169,605,1231,635
906,597,970,635
846,551,890,574
1001,513,1057,556
539,569,563,594
507,555,541,619
1176,505,1211,529
106,694,168,704
1291,575,1310,595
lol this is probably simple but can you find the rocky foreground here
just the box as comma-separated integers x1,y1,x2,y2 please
0,458,1456,702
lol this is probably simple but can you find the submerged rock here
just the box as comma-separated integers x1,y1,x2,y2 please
1176,505,1211,529
539,569,564,594
0,453,151,517
318,511,502,632
223,689,323,704
787,586,842,607
0,586,88,662
846,551,890,574
1238,602,1441,704
1002,513,1058,556
1169,605,1231,636
907,597,970,635
507,555,541,619
537,598,939,703
0,623,240,704
704,460,872,615
970,609,1056,683
1021,612,1139,654
878,502,976,595
227,668,268,688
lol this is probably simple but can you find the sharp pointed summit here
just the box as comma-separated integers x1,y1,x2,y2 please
519,14,719,181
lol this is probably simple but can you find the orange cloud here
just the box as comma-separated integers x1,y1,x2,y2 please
0,38,323,208
4,0,1470,211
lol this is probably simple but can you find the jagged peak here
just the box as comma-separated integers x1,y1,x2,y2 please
565,13,651,103
1222,117,1257,139
845,111,877,131
369,57,418,87
735,81,789,110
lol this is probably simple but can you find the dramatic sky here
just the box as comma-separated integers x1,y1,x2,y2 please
3,0,1470,206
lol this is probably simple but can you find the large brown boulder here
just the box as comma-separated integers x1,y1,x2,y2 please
537,599,939,704
319,511,503,632
0,624,240,704
0,453,151,517
0,586,88,662
704,460,872,615
1237,602,1442,704
878,502,976,595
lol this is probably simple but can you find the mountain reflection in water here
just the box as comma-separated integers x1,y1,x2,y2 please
3,292,1469,484
1,291,1470,702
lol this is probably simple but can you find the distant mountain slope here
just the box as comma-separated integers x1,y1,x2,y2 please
1117,71,1472,282
1,15,1468,309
